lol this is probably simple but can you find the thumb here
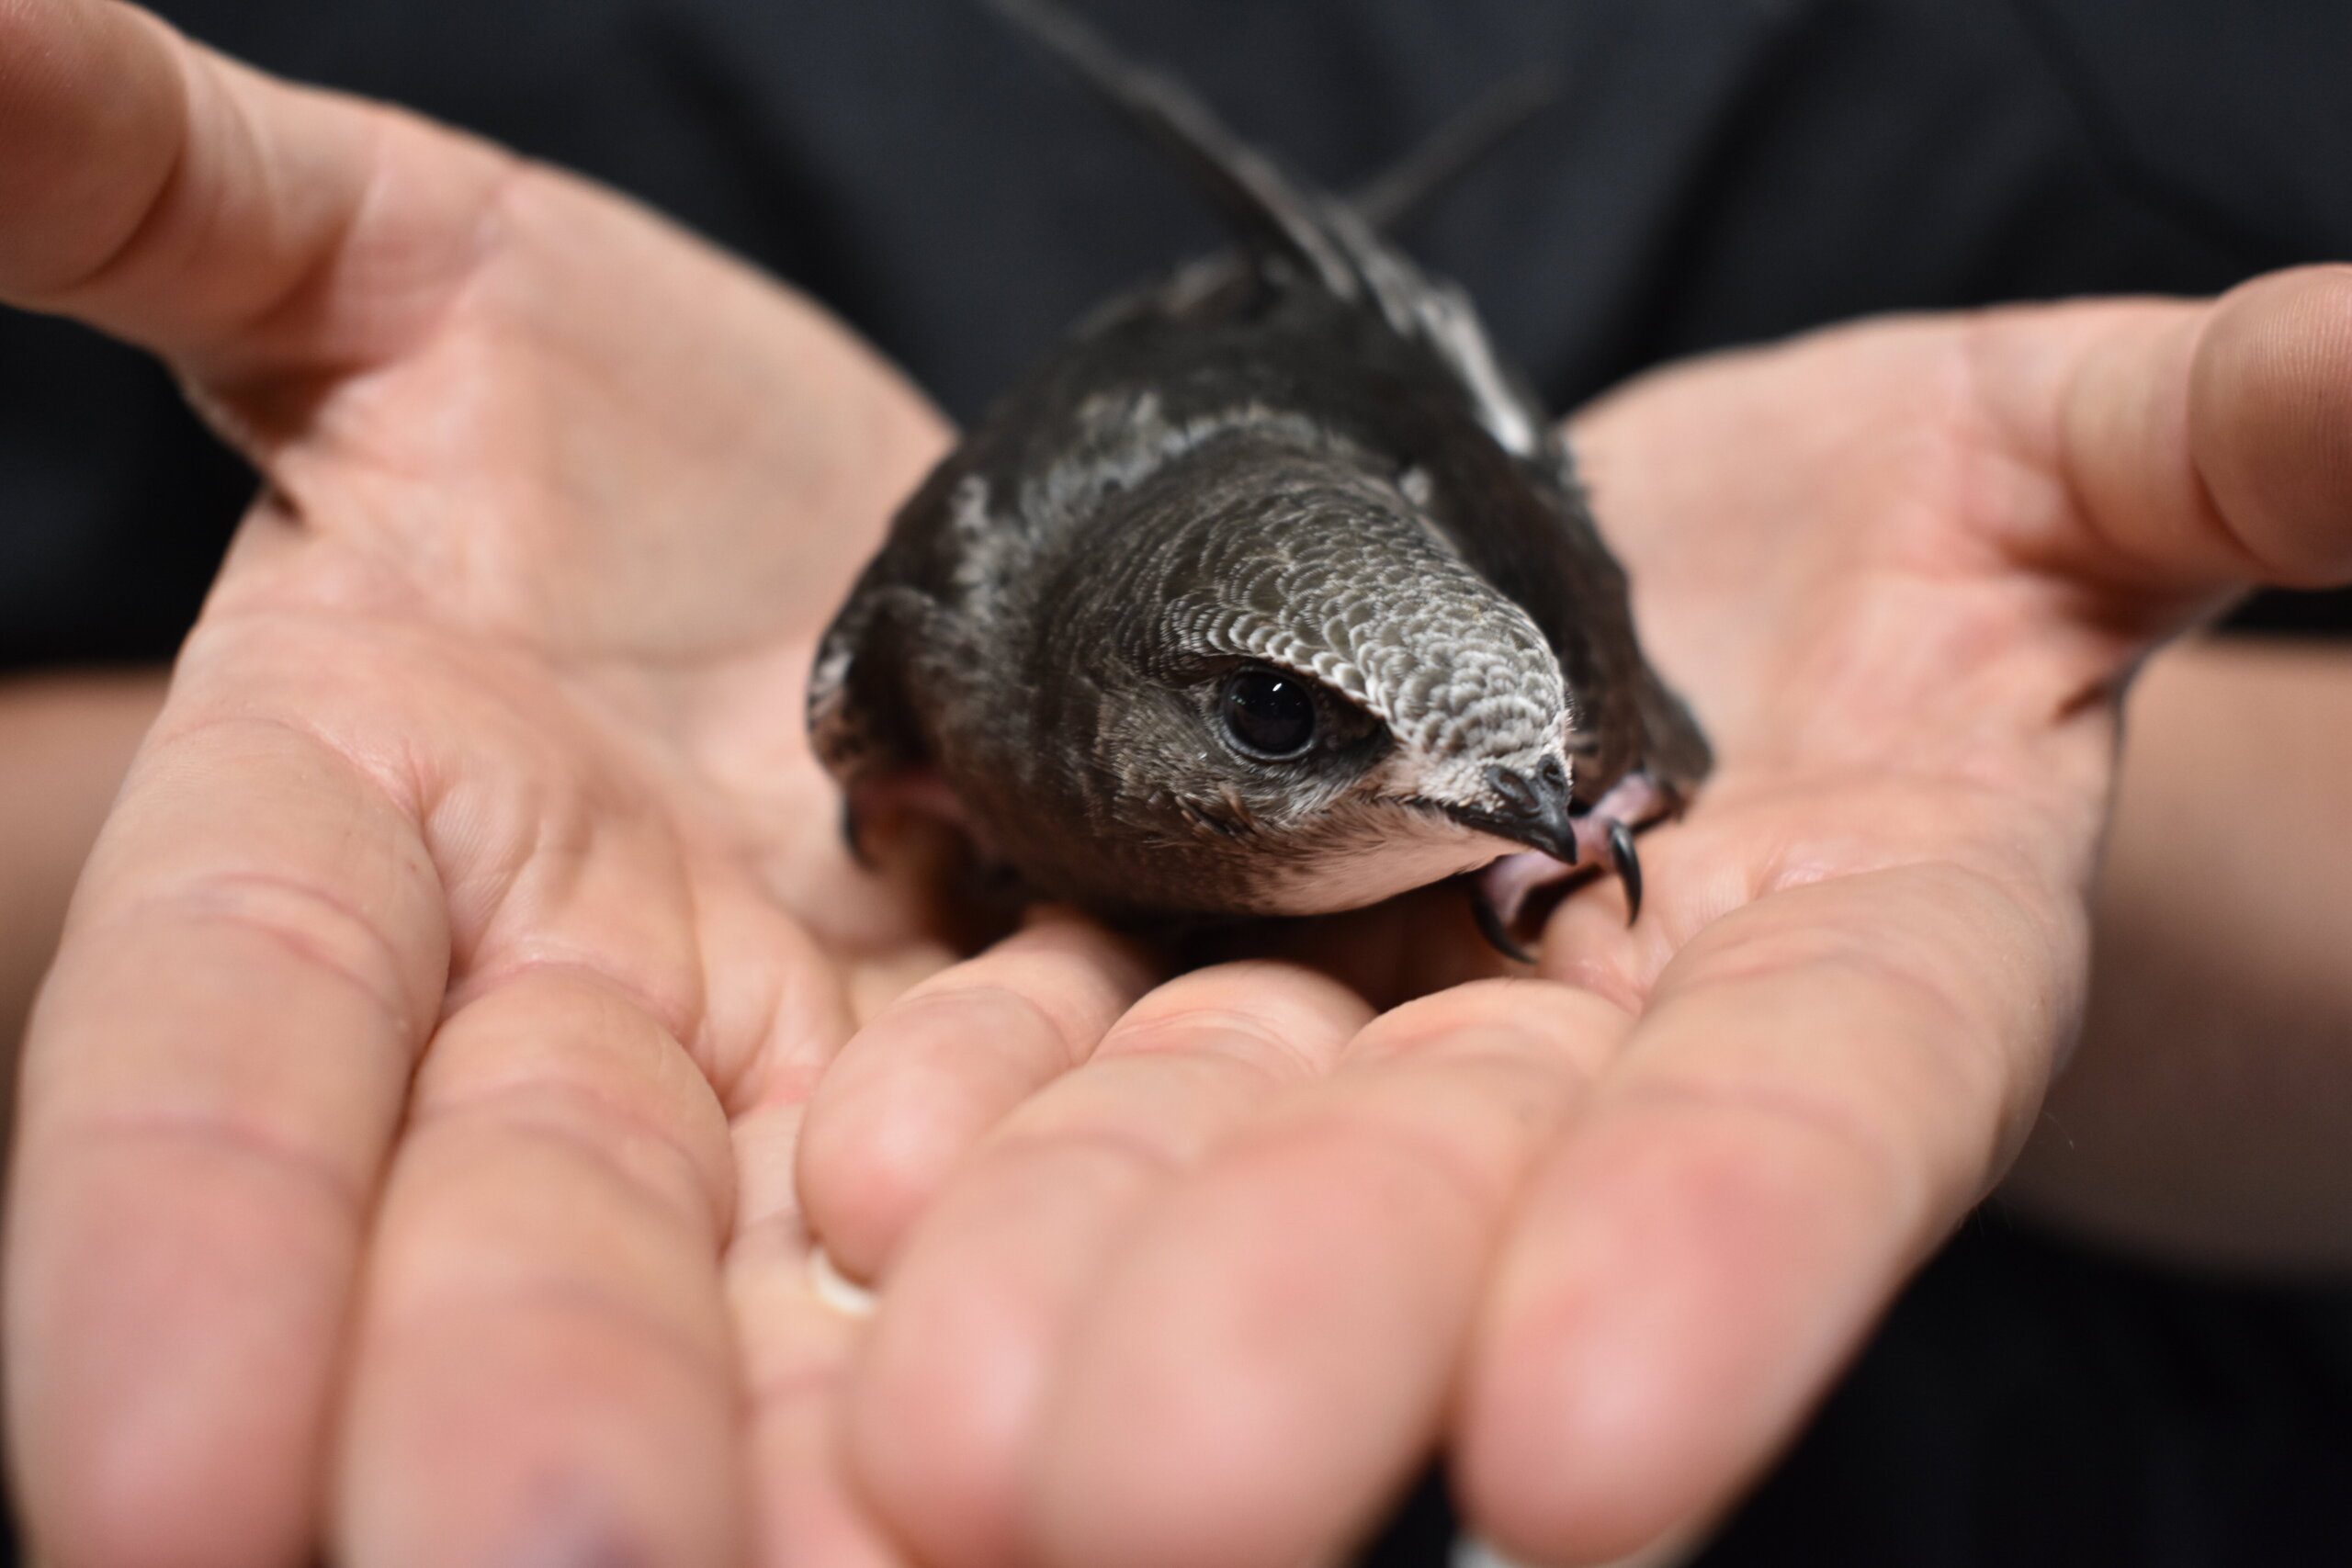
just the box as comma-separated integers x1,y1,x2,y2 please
0,0,501,384
2060,264,2352,592
2191,265,2352,587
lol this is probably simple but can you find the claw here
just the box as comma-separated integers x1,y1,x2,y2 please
1468,878,1537,964
1606,818,1642,924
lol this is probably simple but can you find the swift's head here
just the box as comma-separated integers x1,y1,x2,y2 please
968,429,1586,917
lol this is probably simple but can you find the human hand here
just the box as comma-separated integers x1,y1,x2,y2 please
0,1,977,1562
797,270,2352,1565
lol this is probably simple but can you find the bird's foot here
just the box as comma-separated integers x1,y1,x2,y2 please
1465,772,1672,959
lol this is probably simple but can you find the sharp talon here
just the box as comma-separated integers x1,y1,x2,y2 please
1607,818,1643,925
1468,880,1537,964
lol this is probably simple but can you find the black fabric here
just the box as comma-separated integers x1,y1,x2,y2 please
1699,1214,2352,1568
2,3,2349,1563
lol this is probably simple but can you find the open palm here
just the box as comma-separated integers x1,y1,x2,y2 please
3,3,960,1563
797,278,2352,1568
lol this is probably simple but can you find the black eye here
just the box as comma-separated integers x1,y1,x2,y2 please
1220,666,1317,760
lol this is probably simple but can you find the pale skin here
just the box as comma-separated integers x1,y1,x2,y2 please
2,4,2350,1568
0,672,164,1071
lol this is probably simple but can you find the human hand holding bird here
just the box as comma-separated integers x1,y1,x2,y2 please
800,271,2352,1567
7,0,2352,1565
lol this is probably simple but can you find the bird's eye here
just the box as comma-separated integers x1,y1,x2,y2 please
1220,667,1317,760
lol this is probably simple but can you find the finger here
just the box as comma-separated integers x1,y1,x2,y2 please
1181,883,1518,1009
1456,866,2068,1563
2186,265,2352,585
6,717,446,1568
729,1096,920,1568
1985,265,2352,592
1026,980,1629,1568
0,0,503,382
333,972,740,1568
0,0,950,632
797,912,1159,1281
848,963,1373,1568
725,911,915,1568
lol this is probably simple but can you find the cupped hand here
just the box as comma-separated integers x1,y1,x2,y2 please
797,271,2352,1566
2,2,966,1563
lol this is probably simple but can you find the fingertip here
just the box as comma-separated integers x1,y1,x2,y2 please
798,920,1159,1281
2192,264,2352,588
846,1280,1034,1568
1452,1201,1714,1561
846,1145,1163,1568
1454,1294,1690,1565
1455,1052,1921,1560
0,0,185,301
797,1020,999,1282
1452,1106,1904,1566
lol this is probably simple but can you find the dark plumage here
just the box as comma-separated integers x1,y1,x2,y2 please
808,0,1709,950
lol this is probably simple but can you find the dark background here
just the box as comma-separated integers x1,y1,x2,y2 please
4,1,2348,1562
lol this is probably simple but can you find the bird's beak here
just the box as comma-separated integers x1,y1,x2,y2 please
1442,763,1579,864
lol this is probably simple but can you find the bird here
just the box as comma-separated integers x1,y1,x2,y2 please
808,0,1710,960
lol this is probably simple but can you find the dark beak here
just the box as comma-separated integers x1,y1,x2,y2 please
1445,762,1578,864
